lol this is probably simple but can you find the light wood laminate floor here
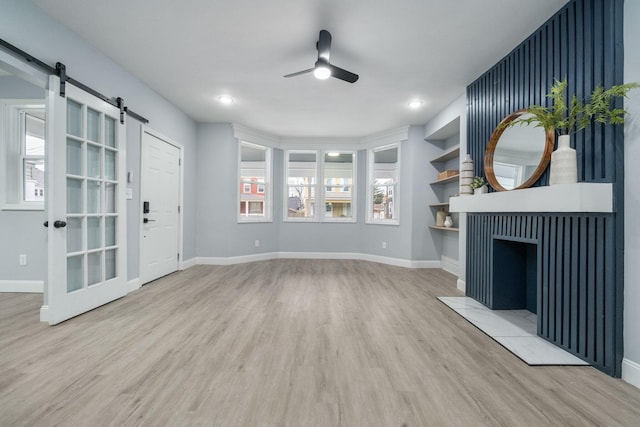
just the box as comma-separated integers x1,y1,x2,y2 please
1,259,639,426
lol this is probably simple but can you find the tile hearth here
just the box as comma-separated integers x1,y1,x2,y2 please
439,296,589,366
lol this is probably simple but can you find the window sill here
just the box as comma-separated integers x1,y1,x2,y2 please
365,220,400,226
2,203,45,211
238,218,273,224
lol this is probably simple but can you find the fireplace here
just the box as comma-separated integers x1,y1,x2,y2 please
491,238,537,313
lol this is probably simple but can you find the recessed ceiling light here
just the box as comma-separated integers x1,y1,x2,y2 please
408,100,424,109
217,95,234,105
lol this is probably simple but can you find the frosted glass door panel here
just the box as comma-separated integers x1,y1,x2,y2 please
87,252,102,286
105,183,116,213
67,178,83,214
105,150,116,181
67,100,83,138
105,116,116,148
87,145,101,178
105,249,116,280
87,181,101,213
67,139,83,175
105,217,116,247
67,255,84,293
66,217,83,253
87,217,102,250
87,108,100,142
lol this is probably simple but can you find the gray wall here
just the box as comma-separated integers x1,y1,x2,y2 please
624,0,640,383
0,0,198,283
195,123,439,263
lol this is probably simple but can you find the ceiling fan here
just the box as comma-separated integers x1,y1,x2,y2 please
284,30,359,83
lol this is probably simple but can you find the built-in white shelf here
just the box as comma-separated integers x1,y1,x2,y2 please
430,145,460,163
430,174,459,185
449,183,613,213
429,226,459,232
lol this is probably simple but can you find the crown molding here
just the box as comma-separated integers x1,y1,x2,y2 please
232,123,281,148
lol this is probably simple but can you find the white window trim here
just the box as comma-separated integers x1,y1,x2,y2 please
284,149,319,222
283,149,357,223
366,143,400,225
1,99,46,211
321,150,357,223
237,141,272,223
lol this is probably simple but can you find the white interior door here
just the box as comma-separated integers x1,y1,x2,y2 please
140,129,180,285
45,75,127,325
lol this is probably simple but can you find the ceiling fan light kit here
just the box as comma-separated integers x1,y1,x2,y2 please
284,30,359,84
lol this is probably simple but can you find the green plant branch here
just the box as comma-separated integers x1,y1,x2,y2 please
500,79,639,135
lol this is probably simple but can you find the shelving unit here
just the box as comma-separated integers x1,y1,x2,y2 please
425,116,462,276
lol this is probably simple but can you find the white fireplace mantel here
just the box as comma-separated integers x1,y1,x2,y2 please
449,183,613,213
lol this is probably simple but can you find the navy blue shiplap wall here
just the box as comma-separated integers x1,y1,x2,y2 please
466,0,624,376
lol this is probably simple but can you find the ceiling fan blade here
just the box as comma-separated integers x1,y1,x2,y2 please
283,68,314,78
328,64,359,83
317,30,332,62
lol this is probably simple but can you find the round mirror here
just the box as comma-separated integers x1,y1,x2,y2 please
484,110,555,191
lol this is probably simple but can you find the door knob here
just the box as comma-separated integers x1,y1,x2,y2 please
53,220,67,228
143,218,156,224
43,221,48,227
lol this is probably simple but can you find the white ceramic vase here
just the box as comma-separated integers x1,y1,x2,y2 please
474,185,488,195
444,215,453,228
460,154,474,196
549,134,577,185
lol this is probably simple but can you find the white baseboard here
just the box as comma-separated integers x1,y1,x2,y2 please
197,252,442,269
127,278,141,293
0,280,44,293
457,279,466,293
39,304,49,322
179,257,197,270
622,358,640,390
441,256,458,275
197,252,279,266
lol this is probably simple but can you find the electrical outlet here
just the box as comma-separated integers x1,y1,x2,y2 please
382,241,387,249
19,254,27,266
255,240,260,247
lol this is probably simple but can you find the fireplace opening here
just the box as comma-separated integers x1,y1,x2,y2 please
492,239,538,313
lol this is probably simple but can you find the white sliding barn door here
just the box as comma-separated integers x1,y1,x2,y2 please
44,75,127,325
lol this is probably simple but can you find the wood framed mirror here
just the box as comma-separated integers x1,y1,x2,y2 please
484,109,555,191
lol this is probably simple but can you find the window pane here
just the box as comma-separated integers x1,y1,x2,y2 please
287,186,315,218
23,159,45,202
324,152,353,219
25,113,45,155
369,145,399,222
239,142,269,220
287,152,316,185
372,183,396,220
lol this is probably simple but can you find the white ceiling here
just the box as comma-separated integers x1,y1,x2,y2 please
32,0,567,138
